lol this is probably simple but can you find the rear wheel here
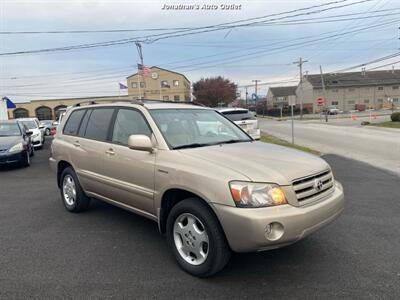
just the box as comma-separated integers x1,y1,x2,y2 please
166,198,231,277
60,167,90,212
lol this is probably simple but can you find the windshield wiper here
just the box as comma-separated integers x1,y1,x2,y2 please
217,139,250,145
173,143,211,150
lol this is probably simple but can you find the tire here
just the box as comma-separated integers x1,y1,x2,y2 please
30,146,35,157
166,198,231,277
20,151,30,167
60,167,90,213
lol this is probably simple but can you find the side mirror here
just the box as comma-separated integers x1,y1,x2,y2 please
128,135,153,152
26,131,33,136
39,125,45,129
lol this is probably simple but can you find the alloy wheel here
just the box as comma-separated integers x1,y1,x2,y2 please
173,213,209,266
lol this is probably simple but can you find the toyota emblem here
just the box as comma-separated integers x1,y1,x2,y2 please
314,179,323,191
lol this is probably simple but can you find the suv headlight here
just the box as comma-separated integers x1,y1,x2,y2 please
229,181,287,208
9,143,24,153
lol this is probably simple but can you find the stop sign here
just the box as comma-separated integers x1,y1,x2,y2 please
316,96,324,106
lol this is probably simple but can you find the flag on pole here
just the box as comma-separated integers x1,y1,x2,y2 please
2,96,16,108
137,64,151,77
119,83,128,89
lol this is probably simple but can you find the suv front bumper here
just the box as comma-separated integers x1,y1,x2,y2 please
213,181,344,252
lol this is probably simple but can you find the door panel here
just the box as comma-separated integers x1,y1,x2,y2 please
101,108,156,214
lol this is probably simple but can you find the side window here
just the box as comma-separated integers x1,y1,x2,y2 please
63,109,86,136
112,109,151,145
77,109,91,137
84,108,114,141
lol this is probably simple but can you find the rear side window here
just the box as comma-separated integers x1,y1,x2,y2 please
77,109,91,137
222,110,256,122
63,109,86,136
84,108,114,141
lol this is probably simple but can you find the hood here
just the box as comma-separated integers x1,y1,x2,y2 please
179,141,329,185
0,136,22,150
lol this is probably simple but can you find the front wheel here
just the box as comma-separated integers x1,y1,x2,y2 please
166,198,231,277
20,151,30,167
60,167,90,212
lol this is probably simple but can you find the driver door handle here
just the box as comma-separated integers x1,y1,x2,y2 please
105,148,115,155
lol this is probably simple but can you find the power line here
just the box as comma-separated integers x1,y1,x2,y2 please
0,0,374,56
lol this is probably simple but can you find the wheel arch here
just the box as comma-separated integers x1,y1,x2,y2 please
57,160,73,187
158,188,222,235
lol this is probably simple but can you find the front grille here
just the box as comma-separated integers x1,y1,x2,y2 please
292,170,334,202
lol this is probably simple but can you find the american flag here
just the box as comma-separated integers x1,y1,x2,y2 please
137,64,151,77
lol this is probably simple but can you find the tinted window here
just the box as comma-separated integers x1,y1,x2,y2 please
112,109,151,145
77,109,91,137
222,110,256,122
63,109,86,136
84,108,114,141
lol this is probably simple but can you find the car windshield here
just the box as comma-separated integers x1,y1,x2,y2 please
150,109,252,149
20,121,38,129
221,110,256,121
0,122,21,136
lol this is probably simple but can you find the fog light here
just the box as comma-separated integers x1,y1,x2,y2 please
265,222,284,241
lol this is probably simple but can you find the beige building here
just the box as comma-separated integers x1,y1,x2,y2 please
8,95,133,120
297,70,400,113
127,66,191,101
266,86,297,108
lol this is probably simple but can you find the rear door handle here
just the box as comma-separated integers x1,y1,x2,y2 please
105,148,115,155
73,141,80,147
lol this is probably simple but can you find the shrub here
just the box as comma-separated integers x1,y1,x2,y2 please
391,112,400,122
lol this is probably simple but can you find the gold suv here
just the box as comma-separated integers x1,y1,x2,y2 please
50,100,344,277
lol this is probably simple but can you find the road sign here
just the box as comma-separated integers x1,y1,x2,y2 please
288,97,296,106
316,96,324,106
251,93,258,101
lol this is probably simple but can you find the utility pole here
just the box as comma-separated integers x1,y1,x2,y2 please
320,65,328,122
135,42,145,99
245,86,248,107
252,80,261,104
293,57,308,119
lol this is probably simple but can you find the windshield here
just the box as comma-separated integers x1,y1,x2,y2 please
222,110,256,121
150,109,252,149
0,122,21,136
20,121,38,130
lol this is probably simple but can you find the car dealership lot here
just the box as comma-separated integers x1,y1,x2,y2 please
0,141,399,299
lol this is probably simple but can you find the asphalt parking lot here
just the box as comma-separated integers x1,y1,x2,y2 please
0,140,399,299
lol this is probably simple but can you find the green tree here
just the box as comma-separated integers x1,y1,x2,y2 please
192,76,237,107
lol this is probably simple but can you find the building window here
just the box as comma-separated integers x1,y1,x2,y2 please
364,99,370,103
163,96,169,101
348,88,355,92
140,82,145,88
174,95,180,101
131,82,137,88
392,86,399,90
161,80,170,88
393,98,399,102
377,86,384,90
331,101,339,105
173,80,179,87
347,100,355,104
332,80,338,84
377,99,383,103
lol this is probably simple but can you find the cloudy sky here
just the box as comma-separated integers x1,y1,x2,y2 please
1,0,400,102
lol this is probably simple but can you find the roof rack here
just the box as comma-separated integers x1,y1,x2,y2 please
73,98,205,108
73,99,144,107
